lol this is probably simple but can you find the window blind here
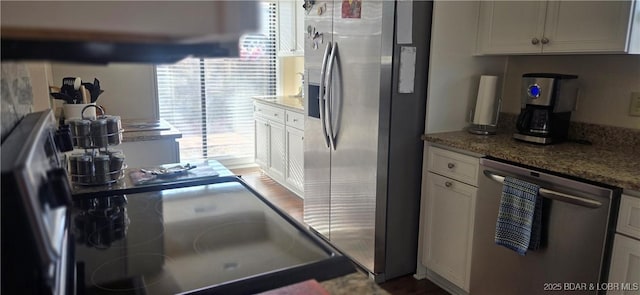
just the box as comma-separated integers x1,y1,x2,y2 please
157,2,276,167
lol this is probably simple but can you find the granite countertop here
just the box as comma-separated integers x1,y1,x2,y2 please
253,95,304,112
121,119,182,142
320,272,389,295
424,131,640,191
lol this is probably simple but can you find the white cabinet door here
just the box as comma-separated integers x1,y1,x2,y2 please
286,126,304,195
422,172,477,292
477,0,638,54
608,234,640,295
277,0,304,56
543,1,634,53
268,121,286,180
295,2,306,53
254,116,270,168
477,1,546,54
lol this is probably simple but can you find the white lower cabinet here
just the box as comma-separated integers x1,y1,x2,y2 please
254,101,304,197
421,146,479,293
254,116,270,168
608,194,640,295
268,121,286,180
285,126,304,193
423,172,477,292
608,234,640,295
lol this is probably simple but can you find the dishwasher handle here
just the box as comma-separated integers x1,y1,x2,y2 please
483,170,602,209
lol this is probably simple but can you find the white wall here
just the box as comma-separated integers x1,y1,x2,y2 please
502,55,640,129
51,63,157,119
278,56,304,96
424,1,506,133
25,62,54,112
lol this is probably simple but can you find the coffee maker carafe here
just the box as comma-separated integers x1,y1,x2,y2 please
514,73,578,144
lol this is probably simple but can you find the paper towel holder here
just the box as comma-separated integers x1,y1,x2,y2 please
468,97,502,135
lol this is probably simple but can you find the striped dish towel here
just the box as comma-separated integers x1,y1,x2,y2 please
495,176,543,255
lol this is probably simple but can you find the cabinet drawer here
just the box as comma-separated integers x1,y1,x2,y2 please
427,146,479,186
286,110,304,130
617,195,640,240
254,102,285,124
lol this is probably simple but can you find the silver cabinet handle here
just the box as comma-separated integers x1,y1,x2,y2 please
483,170,602,208
445,181,453,188
274,113,278,117
541,37,549,44
293,119,298,122
447,163,455,169
531,38,540,45
319,42,332,148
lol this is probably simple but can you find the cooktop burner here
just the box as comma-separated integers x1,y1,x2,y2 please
73,180,342,294
91,254,175,293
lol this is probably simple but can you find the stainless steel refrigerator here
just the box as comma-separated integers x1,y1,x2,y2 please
303,0,432,282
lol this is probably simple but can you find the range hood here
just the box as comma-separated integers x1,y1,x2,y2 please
1,36,236,64
0,1,258,64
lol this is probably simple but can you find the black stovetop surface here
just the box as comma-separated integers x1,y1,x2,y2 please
72,178,354,294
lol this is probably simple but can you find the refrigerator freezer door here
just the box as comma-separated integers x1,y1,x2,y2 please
327,0,393,274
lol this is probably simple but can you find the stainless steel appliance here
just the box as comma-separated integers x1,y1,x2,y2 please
1,111,354,294
514,73,579,144
471,158,619,295
1,110,75,294
303,0,432,281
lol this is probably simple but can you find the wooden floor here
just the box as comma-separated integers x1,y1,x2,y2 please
231,167,449,295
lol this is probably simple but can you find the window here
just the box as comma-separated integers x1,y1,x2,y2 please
156,2,276,168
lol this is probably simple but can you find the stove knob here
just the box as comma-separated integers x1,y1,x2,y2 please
47,168,73,208
54,125,74,152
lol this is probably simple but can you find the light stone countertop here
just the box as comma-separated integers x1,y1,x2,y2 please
424,131,640,191
320,272,389,295
121,119,182,142
253,95,304,112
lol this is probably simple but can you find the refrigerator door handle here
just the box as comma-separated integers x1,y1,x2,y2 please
319,42,332,148
325,42,338,150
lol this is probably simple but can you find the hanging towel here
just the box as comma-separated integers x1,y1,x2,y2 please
528,194,544,251
495,176,542,255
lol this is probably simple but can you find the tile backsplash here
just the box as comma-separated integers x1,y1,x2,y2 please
501,55,640,129
498,112,640,149
1,62,34,141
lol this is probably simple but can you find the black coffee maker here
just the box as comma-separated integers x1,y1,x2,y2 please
514,73,578,144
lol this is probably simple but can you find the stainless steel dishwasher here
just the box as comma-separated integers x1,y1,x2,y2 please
471,158,620,295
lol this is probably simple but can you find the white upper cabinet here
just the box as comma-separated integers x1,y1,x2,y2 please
477,1,547,54
477,0,640,54
277,0,305,56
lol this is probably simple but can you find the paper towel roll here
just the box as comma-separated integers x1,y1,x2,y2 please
473,75,499,125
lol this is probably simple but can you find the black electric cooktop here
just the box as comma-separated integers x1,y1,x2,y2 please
72,178,354,294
